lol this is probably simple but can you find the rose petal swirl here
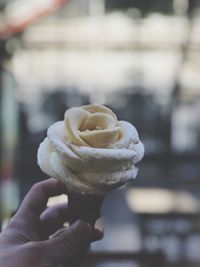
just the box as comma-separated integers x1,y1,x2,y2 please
64,105,121,148
37,104,144,195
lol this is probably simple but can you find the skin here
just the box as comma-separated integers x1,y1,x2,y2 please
0,178,103,267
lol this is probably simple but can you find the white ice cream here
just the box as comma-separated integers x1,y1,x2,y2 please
37,104,144,195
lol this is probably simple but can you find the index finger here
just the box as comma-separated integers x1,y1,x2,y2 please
18,178,67,217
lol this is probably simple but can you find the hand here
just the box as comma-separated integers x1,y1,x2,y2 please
0,178,103,267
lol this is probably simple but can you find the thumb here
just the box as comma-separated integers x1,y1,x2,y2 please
42,220,92,264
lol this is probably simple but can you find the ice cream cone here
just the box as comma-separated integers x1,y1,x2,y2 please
38,104,144,225
67,190,105,227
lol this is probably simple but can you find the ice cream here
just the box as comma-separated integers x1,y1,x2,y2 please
37,104,144,196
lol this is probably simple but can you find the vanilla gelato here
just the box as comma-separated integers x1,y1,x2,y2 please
37,104,144,195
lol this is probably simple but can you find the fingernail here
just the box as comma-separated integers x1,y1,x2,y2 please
95,228,104,237
72,220,92,239
93,228,104,240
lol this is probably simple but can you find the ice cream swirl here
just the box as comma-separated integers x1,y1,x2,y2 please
37,104,144,195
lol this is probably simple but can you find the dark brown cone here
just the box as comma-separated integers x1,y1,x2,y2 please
67,192,105,267
67,191,105,227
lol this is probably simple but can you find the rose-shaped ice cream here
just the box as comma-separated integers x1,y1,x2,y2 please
37,104,144,195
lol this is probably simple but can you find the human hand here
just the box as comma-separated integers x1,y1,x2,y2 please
0,178,103,267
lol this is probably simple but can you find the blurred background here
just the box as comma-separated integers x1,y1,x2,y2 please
1,0,200,266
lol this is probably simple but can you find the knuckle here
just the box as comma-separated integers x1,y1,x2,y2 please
6,216,26,233
7,215,18,228
9,210,39,230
